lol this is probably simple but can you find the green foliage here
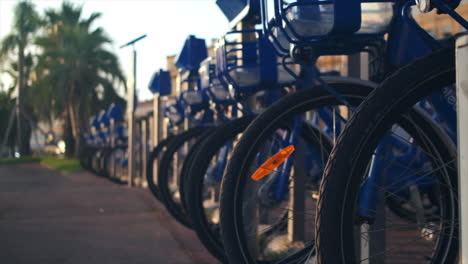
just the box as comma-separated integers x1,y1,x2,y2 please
0,87,16,149
0,1,42,155
40,156,81,172
0,0,41,62
0,156,41,165
34,2,126,157
36,1,126,116
0,156,81,173
1,1,126,158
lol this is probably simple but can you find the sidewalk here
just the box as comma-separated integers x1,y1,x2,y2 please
0,163,218,264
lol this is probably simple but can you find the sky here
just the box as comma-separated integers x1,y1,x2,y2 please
0,0,230,101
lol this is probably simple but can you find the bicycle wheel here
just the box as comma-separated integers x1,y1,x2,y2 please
220,77,377,263
103,145,127,183
85,146,98,171
316,47,458,263
183,115,255,262
98,146,112,177
158,126,213,228
179,128,218,213
90,148,103,175
96,146,110,177
146,136,175,201
80,145,94,171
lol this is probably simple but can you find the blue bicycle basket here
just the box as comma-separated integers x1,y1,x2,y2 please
149,69,172,96
107,103,124,122
164,102,184,126
199,57,233,104
179,89,211,114
216,0,261,28
97,110,110,128
216,30,297,98
90,116,100,130
262,0,394,55
175,35,208,71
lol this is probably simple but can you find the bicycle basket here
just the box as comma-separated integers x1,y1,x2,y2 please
98,110,110,129
216,0,261,28
262,0,394,55
107,103,124,122
175,35,208,71
216,30,298,98
149,70,172,96
164,102,184,126
200,57,233,104
179,89,210,113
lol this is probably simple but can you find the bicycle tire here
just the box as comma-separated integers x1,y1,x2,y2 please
146,135,175,201
220,77,377,263
158,125,213,228
316,47,458,263
184,116,255,262
102,145,128,183
179,128,218,213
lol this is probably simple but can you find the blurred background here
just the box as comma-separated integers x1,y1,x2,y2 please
0,0,466,159
0,0,229,158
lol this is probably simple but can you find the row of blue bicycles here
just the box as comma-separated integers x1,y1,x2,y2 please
81,0,467,262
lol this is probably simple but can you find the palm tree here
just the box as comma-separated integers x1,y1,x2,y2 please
36,2,126,157
0,85,17,155
0,0,41,156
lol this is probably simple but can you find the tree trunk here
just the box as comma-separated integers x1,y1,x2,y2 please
16,47,25,155
20,115,31,155
64,109,75,158
68,85,81,158
16,46,32,156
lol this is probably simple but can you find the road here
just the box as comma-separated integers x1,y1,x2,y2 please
0,163,218,264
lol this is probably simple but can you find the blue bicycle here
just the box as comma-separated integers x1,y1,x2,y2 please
183,26,379,262
218,0,466,263
151,35,220,228
315,1,467,264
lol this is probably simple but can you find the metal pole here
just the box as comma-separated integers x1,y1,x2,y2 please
120,34,147,188
141,118,148,187
127,48,137,187
135,120,141,185
237,21,256,114
355,51,386,264
348,53,362,260
288,138,307,243
152,94,160,188
348,52,379,262
153,94,161,148
108,119,115,179
456,32,468,264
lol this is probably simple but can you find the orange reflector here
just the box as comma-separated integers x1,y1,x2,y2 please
251,145,295,181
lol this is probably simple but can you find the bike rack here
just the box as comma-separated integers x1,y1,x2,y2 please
175,35,208,131
135,117,145,186
149,69,172,148
106,103,124,181
149,69,173,189
456,31,468,263
107,103,124,149
140,113,152,188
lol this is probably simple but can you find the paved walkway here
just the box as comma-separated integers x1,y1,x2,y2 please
0,163,218,264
